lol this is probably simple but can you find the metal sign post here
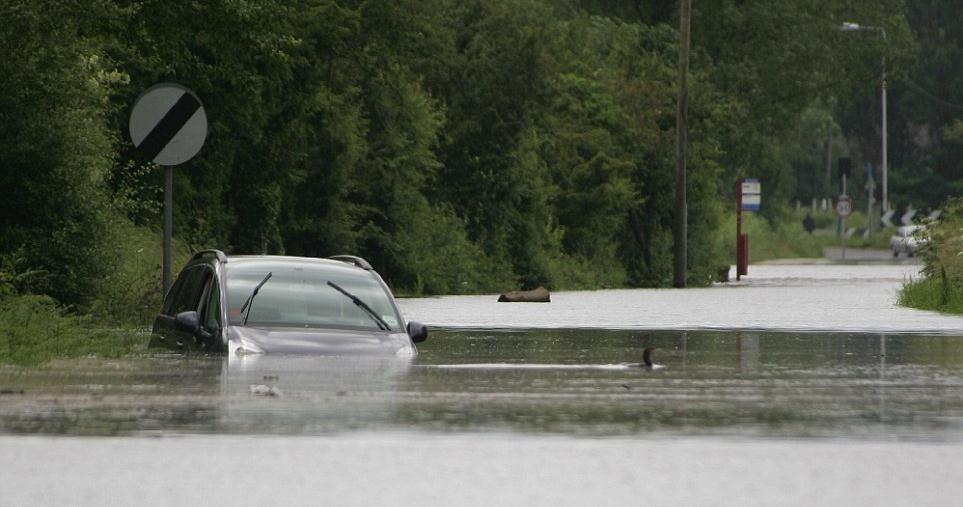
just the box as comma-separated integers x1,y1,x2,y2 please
129,83,208,293
736,178,761,281
835,192,854,260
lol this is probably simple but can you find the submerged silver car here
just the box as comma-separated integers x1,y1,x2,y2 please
150,251,427,356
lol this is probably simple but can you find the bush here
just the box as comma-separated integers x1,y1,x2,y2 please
717,210,833,262
899,198,963,314
0,295,146,366
86,218,193,326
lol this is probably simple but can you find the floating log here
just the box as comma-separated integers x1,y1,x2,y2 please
497,286,550,303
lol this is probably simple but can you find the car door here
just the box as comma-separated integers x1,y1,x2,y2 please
150,264,212,351
197,272,225,352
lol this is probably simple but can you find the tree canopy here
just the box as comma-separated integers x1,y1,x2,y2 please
1,0,954,312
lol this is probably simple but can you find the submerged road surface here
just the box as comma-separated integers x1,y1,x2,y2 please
398,264,963,333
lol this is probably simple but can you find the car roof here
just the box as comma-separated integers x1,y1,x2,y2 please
224,255,371,274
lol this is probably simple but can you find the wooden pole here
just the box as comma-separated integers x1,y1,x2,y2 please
674,0,691,288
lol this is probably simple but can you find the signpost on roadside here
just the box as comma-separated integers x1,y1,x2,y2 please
736,178,761,281
901,206,917,226
835,194,854,259
881,209,895,228
865,162,875,238
129,83,208,293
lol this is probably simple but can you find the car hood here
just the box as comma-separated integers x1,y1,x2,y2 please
227,325,415,357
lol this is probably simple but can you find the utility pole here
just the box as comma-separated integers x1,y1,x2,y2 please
881,53,888,212
840,22,888,212
674,0,691,288
824,127,833,192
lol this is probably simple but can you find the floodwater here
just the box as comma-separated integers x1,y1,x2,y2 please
3,329,963,440
4,262,963,505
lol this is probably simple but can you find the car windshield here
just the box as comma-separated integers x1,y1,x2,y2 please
225,260,401,331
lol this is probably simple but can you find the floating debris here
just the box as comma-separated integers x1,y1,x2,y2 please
249,384,282,397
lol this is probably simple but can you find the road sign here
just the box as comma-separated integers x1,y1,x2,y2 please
742,194,761,211
129,82,208,294
835,195,853,218
129,83,207,166
901,206,917,225
881,209,895,228
740,178,761,211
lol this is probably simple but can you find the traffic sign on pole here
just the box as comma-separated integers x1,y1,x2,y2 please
129,83,208,294
881,209,895,227
835,195,854,218
740,179,761,212
129,83,207,166
901,206,917,225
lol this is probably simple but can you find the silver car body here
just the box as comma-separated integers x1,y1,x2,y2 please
151,253,423,358
889,225,923,257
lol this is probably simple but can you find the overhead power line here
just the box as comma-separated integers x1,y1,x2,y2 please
903,77,963,110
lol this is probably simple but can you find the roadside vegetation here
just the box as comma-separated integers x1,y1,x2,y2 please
0,296,147,366
717,208,897,265
2,1,961,363
899,198,963,314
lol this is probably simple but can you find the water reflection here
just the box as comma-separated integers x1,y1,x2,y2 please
219,355,411,433
1,329,962,439
404,329,963,438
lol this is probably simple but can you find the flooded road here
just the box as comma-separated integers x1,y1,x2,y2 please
2,329,963,440
399,264,963,333
3,263,963,505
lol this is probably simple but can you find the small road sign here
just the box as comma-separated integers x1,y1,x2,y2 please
901,206,917,225
740,178,761,212
881,209,895,228
129,83,207,166
835,195,854,218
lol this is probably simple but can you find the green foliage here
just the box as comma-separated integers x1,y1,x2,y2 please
0,1,124,306
0,295,146,366
718,212,833,262
900,197,963,314
898,277,963,314
0,0,935,338
87,221,193,325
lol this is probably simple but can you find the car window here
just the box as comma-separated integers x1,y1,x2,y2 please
225,262,401,331
161,272,188,316
169,265,211,315
203,278,221,331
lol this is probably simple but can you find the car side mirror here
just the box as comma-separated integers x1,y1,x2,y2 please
407,321,428,343
174,310,201,334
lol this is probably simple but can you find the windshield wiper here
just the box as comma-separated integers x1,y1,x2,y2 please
327,281,390,331
240,272,272,325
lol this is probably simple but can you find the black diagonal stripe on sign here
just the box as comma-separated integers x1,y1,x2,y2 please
136,92,201,162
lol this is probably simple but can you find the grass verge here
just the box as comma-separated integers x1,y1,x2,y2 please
717,209,899,264
897,197,963,315
0,295,147,366
898,276,963,314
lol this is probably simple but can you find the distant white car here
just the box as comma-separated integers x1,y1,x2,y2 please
890,225,924,257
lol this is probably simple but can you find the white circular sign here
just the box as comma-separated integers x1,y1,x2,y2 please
835,195,854,218
129,83,207,166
